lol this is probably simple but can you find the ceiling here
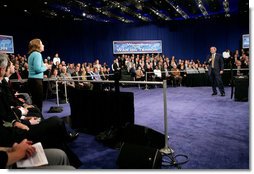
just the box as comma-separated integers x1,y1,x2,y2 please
0,0,249,23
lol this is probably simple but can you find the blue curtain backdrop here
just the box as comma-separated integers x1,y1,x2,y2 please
0,15,248,64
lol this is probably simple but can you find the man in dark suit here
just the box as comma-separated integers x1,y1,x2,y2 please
206,46,225,96
113,58,121,92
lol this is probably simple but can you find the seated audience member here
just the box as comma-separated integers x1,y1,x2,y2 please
234,54,242,75
93,59,101,71
85,66,94,80
135,66,145,81
21,62,29,79
0,139,75,169
80,69,93,90
99,67,106,80
171,64,182,86
198,66,206,73
43,61,52,79
48,68,61,97
129,63,136,80
60,66,75,88
9,61,27,93
4,60,42,119
71,65,84,89
186,64,197,74
7,61,31,104
92,67,103,90
145,64,154,82
99,67,110,91
162,64,173,86
67,63,75,75
92,67,102,81
153,65,162,81
162,64,170,79
0,53,81,168
240,53,249,75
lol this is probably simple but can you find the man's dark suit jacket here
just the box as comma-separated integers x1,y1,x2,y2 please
206,53,224,75
113,62,120,72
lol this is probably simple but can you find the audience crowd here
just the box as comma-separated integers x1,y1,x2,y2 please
7,48,249,93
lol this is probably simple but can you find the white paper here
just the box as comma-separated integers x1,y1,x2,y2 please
16,142,48,168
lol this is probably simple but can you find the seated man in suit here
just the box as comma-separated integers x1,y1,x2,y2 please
4,59,43,120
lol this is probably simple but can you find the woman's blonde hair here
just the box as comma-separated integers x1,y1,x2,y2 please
28,38,42,54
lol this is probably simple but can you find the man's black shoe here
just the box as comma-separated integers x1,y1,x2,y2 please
212,93,217,96
221,93,225,96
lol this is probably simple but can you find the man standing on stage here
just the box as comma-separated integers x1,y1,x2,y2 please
206,46,225,96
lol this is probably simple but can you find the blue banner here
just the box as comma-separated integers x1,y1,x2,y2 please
0,35,14,53
113,40,162,54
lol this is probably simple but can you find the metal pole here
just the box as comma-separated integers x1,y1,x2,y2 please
64,81,68,103
56,80,59,106
160,80,174,154
145,72,148,90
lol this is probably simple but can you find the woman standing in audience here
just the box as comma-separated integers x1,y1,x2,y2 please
27,39,49,111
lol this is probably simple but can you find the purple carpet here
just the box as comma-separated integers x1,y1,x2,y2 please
42,86,249,169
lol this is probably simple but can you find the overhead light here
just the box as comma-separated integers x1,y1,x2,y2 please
82,12,86,16
24,9,28,12
222,0,230,17
61,7,71,12
73,17,82,21
196,0,208,17
165,0,189,19
147,6,171,21
50,11,57,16
73,0,87,8
105,0,150,22
3,4,7,7
44,1,48,5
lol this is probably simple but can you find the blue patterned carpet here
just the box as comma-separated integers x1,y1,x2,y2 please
43,86,249,169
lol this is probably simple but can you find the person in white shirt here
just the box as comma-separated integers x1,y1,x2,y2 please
53,53,61,66
153,65,162,81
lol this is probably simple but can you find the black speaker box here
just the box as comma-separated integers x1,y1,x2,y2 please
117,143,162,169
234,76,249,101
122,124,165,149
